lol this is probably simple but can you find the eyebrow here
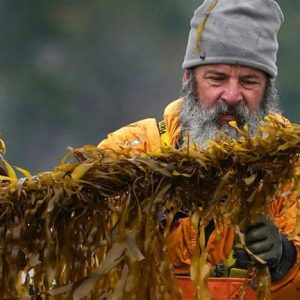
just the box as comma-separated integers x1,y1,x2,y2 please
240,74,260,79
205,71,261,79
205,71,228,76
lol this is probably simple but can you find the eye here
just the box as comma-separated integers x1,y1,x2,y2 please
207,76,225,85
240,79,259,89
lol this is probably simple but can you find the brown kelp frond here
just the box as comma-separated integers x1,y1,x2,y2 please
0,115,299,299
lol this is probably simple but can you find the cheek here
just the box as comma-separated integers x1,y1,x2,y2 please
196,85,220,109
245,91,265,110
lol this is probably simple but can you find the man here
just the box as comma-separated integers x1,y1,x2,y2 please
98,0,300,298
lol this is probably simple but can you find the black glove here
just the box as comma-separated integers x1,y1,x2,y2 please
245,216,296,282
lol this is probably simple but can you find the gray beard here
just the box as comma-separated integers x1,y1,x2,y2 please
180,71,281,148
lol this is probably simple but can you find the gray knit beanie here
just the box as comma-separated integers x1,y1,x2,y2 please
182,0,284,77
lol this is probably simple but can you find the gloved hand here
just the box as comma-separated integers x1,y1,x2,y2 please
245,216,297,282
245,216,282,268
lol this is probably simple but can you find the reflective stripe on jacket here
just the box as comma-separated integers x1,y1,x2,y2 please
98,98,300,298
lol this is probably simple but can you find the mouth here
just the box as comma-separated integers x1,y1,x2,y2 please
218,114,237,126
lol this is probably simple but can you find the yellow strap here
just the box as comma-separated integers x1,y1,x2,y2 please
224,250,236,269
229,268,249,278
158,120,171,147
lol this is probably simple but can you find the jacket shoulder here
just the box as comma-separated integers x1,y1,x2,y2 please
97,118,161,155
163,98,183,146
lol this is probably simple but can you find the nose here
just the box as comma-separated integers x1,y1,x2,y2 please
220,81,243,106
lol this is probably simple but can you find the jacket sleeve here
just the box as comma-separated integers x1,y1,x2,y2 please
269,188,300,299
167,217,235,275
97,118,161,155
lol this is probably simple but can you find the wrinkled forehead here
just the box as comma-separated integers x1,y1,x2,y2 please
194,64,267,79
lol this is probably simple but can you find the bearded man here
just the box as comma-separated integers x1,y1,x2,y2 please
98,0,300,298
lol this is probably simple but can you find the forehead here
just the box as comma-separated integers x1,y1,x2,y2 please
195,64,267,78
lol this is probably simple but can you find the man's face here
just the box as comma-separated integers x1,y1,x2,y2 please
194,64,267,125
180,64,279,148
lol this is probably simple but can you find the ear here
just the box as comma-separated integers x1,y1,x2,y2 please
182,70,190,85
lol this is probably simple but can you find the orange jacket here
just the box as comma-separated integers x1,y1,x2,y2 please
98,99,300,299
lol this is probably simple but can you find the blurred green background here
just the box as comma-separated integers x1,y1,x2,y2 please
0,0,299,173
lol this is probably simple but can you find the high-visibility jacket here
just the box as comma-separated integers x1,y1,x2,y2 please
98,98,300,299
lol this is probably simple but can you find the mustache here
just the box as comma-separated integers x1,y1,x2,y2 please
203,101,249,125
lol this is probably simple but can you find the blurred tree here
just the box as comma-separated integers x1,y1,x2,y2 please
276,0,300,120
